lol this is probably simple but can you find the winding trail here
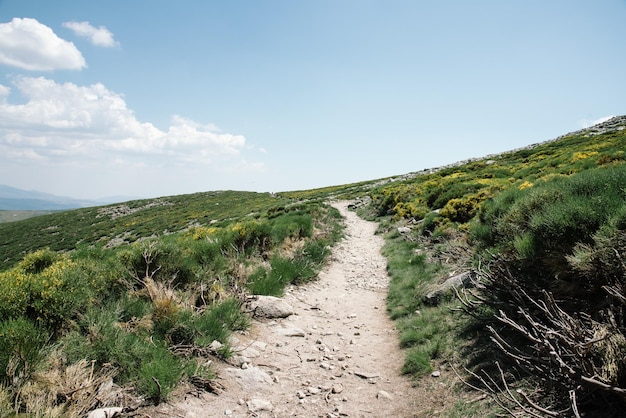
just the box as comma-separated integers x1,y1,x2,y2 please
147,201,418,417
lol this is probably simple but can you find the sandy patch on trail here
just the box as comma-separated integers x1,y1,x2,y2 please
142,201,420,417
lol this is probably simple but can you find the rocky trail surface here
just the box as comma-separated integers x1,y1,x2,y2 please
142,201,419,417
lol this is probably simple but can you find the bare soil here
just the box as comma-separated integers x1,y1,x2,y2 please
139,201,426,417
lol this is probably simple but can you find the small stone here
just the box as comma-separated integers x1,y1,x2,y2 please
308,386,322,395
297,390,306,399
87,408,123,418
377,390,393,400
332,384,344,394
320,362,332,370
208,340,223,352
247,398,273,412
431,370,441,378
224,410,233,416
277,326,306,337
347,313,357,319
354,371,379,379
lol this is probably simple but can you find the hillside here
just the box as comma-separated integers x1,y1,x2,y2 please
0,116,625,417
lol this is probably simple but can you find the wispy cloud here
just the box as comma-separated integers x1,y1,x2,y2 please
62,21,119,47
0,76,257,169
0,18,86,70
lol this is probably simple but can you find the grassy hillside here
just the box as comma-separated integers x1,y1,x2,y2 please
0,116,625,416
0,210,59,223
0,191,346,415
358,116,626,416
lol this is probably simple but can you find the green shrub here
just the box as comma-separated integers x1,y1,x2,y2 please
118,238,195,286
471,163,626,414
248,265,286,296
0,253,109,331
137,344,183,403
194,298,249,354
0,317,49,387
17,248,59,274
270,213,313,244
474,165,626,275
402,348,432,376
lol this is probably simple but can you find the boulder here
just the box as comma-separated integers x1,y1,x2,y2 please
424,271,474,306
245,295,295,319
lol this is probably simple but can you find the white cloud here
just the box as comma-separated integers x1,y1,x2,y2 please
580,115,614,128
0,18,86,70
62,21,119,47
0,76,258,170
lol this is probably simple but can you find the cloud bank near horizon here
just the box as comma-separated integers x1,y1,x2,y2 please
0,17,265,197
0,76,256,168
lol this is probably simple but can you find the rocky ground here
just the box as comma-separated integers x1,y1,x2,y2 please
138,201,423,417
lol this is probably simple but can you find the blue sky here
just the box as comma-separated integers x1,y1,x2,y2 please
0,1,625,199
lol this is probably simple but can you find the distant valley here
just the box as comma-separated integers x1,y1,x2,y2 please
0,184,136,211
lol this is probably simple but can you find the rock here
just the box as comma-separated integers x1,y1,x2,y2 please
276,325,306,337
239,347,260,358
87,408,123,418
246,295,295,319
308,386,322,395
347,196,372,210
252,341,267,351
224,410,233,416
231,355,251,367
377,390,393,400
224,366,273,390
354,370,379,379
297,390,307,399
424,271,474,306
431,370,441,377
397,226,412,234
332,383,344,394
208,340,223,352
247,398,273,413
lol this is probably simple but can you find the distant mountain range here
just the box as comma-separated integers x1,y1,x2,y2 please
0,185,133,210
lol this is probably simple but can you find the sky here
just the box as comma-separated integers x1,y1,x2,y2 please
0,1,625,200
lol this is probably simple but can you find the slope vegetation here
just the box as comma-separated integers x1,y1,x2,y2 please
1,116,625,416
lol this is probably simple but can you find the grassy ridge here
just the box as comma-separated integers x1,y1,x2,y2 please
362,121,626,415
0,191,287,271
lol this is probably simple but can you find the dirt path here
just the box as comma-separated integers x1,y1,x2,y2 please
146,201,418,417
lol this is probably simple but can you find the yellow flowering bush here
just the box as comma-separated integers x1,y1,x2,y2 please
0,250,108,330
572,151,599,161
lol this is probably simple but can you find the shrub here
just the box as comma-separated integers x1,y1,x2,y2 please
137,344,183,404
471,164,626,414
0,317,49,388
194,298,249,354
270,213,313,244
18,248,59,274
248,265,286,296
0,253,109,332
